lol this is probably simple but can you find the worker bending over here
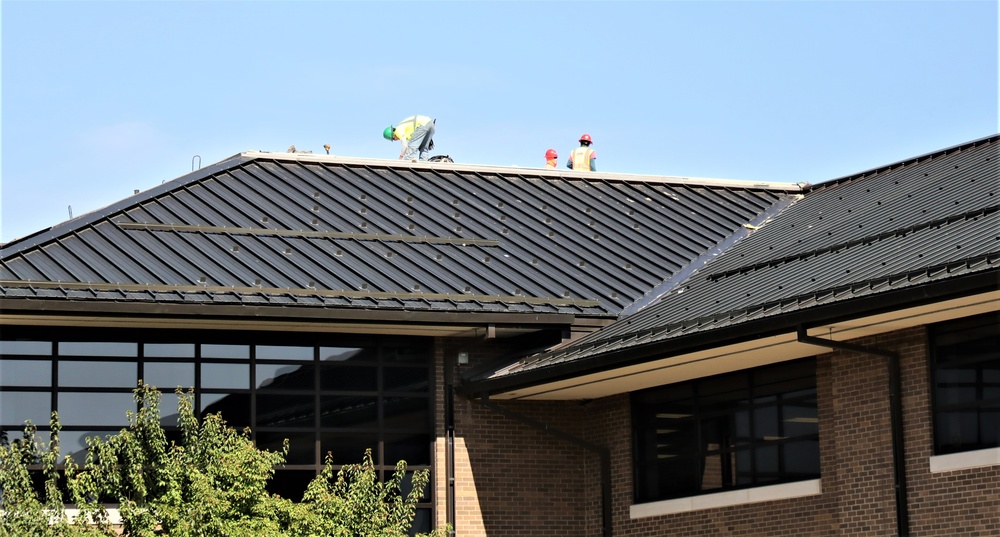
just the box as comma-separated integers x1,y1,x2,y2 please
567,134,596,171
384,115,436,161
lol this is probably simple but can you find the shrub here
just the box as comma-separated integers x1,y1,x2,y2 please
0,384,450,537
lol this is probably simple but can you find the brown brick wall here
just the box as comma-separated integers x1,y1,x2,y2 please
435,337,601,536
897,328,1000,536
441,326,999,536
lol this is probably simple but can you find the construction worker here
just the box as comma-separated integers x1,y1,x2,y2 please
545,148,558,168
566,134,596,171
383,115,436,161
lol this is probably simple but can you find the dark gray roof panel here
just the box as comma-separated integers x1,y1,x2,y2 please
2,155,797,316
706,138,998,275
480,134,1000,379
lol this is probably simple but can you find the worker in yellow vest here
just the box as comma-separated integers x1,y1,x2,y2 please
566,134,596,171
383,115,436,161
545,148,558,168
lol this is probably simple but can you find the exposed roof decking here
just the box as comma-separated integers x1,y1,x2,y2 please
2,154,797,317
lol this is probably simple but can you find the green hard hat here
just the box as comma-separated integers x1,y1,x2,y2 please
383,126,395,140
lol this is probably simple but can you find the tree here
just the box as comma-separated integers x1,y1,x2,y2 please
0,384,450,537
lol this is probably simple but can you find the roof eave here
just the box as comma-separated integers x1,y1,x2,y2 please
0,296,588,327
457,268,1000,398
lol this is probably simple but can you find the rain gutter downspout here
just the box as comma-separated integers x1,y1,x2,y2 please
796,325,910,537
477,395,613,537
445,354,457,535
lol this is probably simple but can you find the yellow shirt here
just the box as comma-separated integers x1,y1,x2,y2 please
393,115,433,141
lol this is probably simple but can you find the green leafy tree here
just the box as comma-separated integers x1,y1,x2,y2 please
0,417,109,536
1,384,450,537
66,385,292,537
294,449,445,537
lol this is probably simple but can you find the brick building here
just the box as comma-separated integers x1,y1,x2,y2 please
2,135,997,535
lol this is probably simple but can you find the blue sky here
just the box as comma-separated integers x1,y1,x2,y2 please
2,0,997,243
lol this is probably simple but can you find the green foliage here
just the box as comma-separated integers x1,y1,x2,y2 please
294,450,446,537
0,417,109,537
66,385,291,537
0,383,451,537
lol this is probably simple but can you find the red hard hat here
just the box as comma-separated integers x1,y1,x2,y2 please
545,148,558,159
579,134,592,143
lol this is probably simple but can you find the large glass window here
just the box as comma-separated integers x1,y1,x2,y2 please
632,358,818,503
930,311,1000,454
0,328,435,531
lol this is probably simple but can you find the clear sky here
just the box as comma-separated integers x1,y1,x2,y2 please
2,0,997,243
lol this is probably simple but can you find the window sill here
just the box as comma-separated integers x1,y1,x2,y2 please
630,479,822,519
65,508,122,524
929,446,1000,473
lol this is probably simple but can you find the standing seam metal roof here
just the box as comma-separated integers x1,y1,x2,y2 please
2,154,798,317
479,134,1000,379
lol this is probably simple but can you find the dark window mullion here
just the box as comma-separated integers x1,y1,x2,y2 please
315,346,322,471
51,341,59,428
748,373,758,486
250,345,257,441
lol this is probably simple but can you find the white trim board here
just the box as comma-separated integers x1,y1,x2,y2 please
929,446,1000,473
630,479,822,519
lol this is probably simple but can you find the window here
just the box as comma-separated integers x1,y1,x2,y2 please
930,312,1000,454
0,328,435,531
632,358,818,503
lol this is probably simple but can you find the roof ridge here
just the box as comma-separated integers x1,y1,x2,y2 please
0,153,252,255
242,151,804,191
807,133,998,190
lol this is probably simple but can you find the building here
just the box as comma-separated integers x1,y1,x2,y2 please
2,134,997,535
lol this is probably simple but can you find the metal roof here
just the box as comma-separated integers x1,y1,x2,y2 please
1,153,798,319
474,134,1000,382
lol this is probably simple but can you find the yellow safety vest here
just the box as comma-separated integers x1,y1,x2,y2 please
394,115,432,141
571,146,594,171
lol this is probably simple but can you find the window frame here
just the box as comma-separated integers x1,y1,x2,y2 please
928,311,1000,455
0,326,436,530
631,358,819,504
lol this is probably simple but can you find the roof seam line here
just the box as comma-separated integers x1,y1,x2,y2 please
115,222,500,247
0,279,600,308
707,205,1000,282
621,193,804,316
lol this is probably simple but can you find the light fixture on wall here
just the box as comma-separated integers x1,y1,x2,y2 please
457,351,469,365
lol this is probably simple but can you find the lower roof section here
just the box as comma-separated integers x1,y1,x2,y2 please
462,272,999,400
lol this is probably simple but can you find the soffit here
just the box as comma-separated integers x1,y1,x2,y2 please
0,312,522,338
491,289,1000,400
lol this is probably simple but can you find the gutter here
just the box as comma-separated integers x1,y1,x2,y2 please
476,395,613,537
0,298,580,327
796,325,910,537
458,268,999,398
